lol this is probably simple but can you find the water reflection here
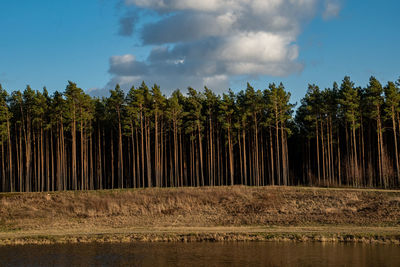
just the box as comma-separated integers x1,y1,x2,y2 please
0,242,399,266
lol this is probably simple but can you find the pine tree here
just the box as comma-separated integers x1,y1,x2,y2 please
166,90,184,186
64,81,84,190
244,83,263,186
384,81,400,185
10,91,25,191
151,84,166,187
32,90,47,191
107,84,125,188
184,87,204,186
340,76,361,186
276,83,294,186
219,90,236,185
203,87,219,186
236,90,249,185
22,86,36,191
49,91,66,190
0,85,12,191
302,84,322,185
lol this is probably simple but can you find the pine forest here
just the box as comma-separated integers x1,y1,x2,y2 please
1,76,400,192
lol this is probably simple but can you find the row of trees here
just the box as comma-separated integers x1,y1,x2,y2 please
0,81,292,192
295,76,400,188
0,76,399,192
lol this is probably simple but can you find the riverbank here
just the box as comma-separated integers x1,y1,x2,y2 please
1,186,399,245
0,226,399,245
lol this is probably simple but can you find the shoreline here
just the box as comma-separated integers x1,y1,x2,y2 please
1,186,400,246
1,226,399,246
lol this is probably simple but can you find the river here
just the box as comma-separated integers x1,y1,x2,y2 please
0,242,399,266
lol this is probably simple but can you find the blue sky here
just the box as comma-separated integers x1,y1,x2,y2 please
0,0,399,104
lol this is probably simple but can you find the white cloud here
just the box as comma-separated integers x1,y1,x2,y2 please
219,32,297,63
323,0,341,20
101,0,341,94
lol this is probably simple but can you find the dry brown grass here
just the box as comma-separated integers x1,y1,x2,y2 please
1,186,400,244
0,186,399,234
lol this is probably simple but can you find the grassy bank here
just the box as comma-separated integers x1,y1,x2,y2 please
1,186,400,245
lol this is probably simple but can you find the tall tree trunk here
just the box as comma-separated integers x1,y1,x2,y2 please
208,117,212,186
360,116,365,186
25,116,32,192
345,124,350,185
238,130,243,185
281,122,287,186
145,118,152,187
284,129,290,185
160,121,164,187
307,138,311,185
135,128,140,188
130,123,136,188
98,125,103,189
269,127,275,186
118,112,124,188
391,107,400,184
337,127,341,186
102,128,106,189
80,120,84,190
110,129,114,189
173,120,179,187
6,118,13,191
197,123,204,186
242,130,247,185
17,127,22,192
154,111,159,187
254,115,259,186
326,118,332,185
89,132,94,190
72,111,77,191
33,132,37,191
377,114,383,187
48,130,52,191
276,115,281,185
1,142,5,191
41,126,44,191
329,118,335,185
321,120,326,185
260,130,265,186
316,118,320,185
228,126,234,185
140,108,145,188
352,118,359,187
179,130,185,186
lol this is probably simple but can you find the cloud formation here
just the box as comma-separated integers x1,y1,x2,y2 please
118,13,137,36
104,0,341,94
323,0,341,20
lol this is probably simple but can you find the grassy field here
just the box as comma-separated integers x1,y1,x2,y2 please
0,186,400,245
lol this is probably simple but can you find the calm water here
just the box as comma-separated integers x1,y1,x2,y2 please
0,242,399,267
